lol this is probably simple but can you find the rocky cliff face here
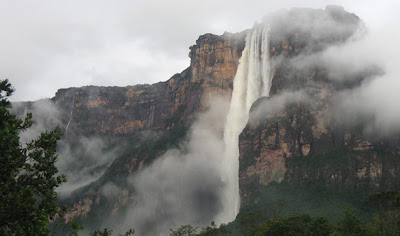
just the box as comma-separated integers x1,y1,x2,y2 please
189,32,246,107
48,31,247,226
238,6,400,208
19,5,400,230
53,32,246,147
239,64,400,206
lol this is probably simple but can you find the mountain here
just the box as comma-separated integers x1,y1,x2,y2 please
12,5,400,235
12,26,247,234
53,31,245,144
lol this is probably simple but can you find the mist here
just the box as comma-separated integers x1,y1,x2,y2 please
315,22,400,135
3,1,398,102
70,6,400,234
328,24,400,135
120,96,230,235
56,137,119,197
11,100,118,197
252,6,400,136
11,99,61,144
6,4,400,235
250,90,310,121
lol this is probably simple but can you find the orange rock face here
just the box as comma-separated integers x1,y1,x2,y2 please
189,33,246,110
239,32,400,207
54,32,247,221
54,32,246,146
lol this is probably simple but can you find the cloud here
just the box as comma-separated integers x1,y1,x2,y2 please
330,68,400,136
100,182,123,201
321,13,400,135
2,0,398,102
286,26,383,83
4,3,400,234
11,99,62,143
265,5,361,49
68,5,400,233
56,137,119,197
250,90,310,121
10,99,118,197
241,4,400,138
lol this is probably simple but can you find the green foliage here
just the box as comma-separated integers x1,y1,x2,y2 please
254,214,332,236
272,198,287,218
332,209,372,236
91,228,134,236
69,221,85,236
170,224,198,236
364,191,400,236
232,190,400,235
170,222,230,236
244,181,365,223
369,212,400,236
54,221,84,236
236,210,263,235
91,228,113,236
198,222,230,236
364,191,400,212
0,79,65,235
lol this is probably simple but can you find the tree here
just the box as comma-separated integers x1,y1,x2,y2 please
170,222,230,236
332,209,372,236
254,214,332,236
364,191,400,235
197,222,230,236
91,228,135,236
236,210,263,236
0,79,65,235
170,225,198,236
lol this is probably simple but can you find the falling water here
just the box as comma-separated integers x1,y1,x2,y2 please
65,95,75,138
116,24,273,235
220,24,273,222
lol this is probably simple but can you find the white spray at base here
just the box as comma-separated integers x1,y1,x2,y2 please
219,24,273,222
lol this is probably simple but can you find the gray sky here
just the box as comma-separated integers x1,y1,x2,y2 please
0,0,398,101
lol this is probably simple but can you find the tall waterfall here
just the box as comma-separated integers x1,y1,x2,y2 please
220,24,273,222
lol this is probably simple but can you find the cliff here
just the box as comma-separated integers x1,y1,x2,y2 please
238,6,400,214
50,31,247,228
17,5,400,232
52,32,246,146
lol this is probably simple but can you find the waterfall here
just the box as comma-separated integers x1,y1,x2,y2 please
220,24,273,222
65,95,75,138
146,105,155,129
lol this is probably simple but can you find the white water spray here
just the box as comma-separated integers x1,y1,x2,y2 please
220,24,273,222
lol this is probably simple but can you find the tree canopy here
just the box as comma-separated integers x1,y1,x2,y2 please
0,79,65,235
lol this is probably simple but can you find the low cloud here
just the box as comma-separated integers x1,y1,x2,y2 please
100,181,123,200
12,99,61,144
258,7,400,136
325,18,400,135
56,137,118,197
287,28,383,83
11,99,118,197
266,5,361,51
121,96,230,235
250,90,310,121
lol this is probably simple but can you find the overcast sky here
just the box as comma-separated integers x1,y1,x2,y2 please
0,0,398,101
